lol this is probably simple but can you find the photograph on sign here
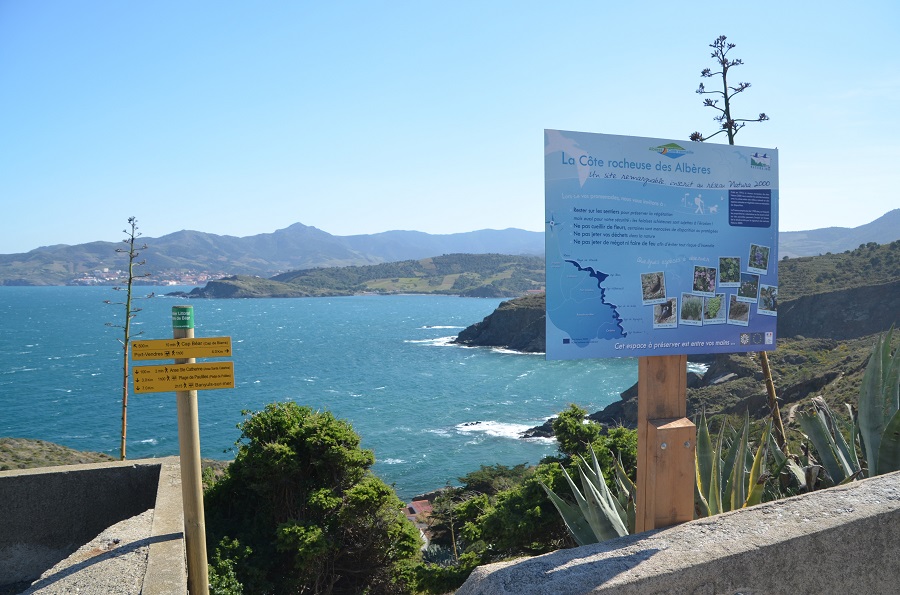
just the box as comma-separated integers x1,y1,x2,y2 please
545,130,778,360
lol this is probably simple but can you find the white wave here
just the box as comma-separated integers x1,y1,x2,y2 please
422,428,451,437
405,336,457,347
418,325,464,330
490,347,544,355
454,420,534,440
138,438,158,445
381,458,406,465
687,362,709,375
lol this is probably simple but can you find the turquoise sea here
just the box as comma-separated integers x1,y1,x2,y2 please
0,287,638,500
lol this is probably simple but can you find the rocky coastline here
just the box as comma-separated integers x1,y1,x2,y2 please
452,290,897,439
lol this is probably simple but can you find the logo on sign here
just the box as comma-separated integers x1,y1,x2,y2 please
750,152,771,170
649,143,691,159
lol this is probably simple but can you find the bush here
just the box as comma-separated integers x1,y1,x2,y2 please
205,402,421,594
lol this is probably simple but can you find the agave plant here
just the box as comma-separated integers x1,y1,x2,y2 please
857,328,900,476
543,412,777,544
695,410,769,516
540,447,634,545
796,397,861,485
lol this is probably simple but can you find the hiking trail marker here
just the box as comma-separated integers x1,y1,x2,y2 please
129,305,234,595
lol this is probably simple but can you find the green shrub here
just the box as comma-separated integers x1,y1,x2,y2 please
204,403,421,595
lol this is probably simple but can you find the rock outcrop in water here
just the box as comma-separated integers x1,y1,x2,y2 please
458,287,899,435
452,293,546,353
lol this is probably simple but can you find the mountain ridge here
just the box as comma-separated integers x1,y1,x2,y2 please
2,209,899,285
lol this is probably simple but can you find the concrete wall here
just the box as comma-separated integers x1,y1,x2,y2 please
0,457,185,592
457,471,900,594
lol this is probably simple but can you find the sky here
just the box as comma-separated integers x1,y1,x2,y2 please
1,1,898,254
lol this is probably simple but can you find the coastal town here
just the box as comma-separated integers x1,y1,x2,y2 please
68,268,228,287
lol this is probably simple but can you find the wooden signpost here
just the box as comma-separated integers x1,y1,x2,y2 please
131,306,234,595
634,355,695,532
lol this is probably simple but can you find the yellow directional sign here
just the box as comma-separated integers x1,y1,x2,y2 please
133,362,235,394
131,337,232,361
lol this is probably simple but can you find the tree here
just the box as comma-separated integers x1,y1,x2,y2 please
204,402,421,594
104,216,153,460
688,37,785,451
689,35,769,144
552,404,602,459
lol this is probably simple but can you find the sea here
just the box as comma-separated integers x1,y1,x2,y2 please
0,287,639,501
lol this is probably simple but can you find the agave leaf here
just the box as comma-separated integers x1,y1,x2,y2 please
813,397,858,478
720,424,741,510
744,422,770,507
567,467,610,541
879,328,897,408
540,480,596,546
768,430,806,491
562,463,620,544
613,451,636,498
728,412,750,511
883,329,900,419
708,421,725,515
695,409,714,501
876,409,900,474
797,408,849,484
843,403,862,473
858,334,887,476
612,452,636,533
578,465,628,539
828,403,859,476
694,479,711,518
586,447,629,530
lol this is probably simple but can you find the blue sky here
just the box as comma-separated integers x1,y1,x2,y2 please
1,1,897,254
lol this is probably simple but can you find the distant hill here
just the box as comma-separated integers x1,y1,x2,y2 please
3,210,899,285
0,224,544,286
779,209,900,258
178,253,545,298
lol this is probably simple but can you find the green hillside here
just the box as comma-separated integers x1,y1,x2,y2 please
778,240,900,300
188,253,545,298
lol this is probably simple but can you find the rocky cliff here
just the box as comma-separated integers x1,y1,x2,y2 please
457,287,897,434
453,293,546,352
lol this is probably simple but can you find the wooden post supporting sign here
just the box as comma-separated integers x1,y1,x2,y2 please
635,354,695,533
172,305,210,595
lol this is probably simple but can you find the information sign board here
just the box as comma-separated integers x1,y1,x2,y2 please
545,130,778,359
131,337,232,360
133,362,235,394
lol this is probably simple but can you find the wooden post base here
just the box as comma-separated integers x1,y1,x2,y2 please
635,355,695,533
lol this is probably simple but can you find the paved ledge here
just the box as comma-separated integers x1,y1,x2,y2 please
457,471,900,594
0,457,185,594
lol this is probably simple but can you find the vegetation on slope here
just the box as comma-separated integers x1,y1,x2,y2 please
778,240,900,300
0,437,114,470
188,253,545,298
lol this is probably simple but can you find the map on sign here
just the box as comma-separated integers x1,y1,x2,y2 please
545,130,778,360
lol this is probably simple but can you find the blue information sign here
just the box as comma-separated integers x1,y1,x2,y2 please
545,130,778,360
